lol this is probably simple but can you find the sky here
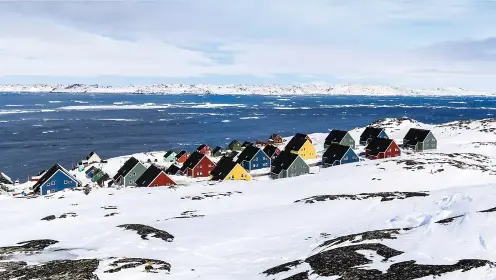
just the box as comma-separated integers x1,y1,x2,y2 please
0,0,495,89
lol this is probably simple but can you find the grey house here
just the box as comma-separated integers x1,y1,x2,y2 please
270,151,310,179
324,130,355,149
113,157,147,187
403,128,437,151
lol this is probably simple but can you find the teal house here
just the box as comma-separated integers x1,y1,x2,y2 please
164,151,177,163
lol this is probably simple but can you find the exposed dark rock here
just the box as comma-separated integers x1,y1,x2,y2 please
41,215,56,221
479,207,496,213
181,191,243,200
164,210,205,221
104,258,171,274
263,260,303,275
283,271,309,280
318,228,411,249
102,206,118,210
0,240,58,256
295,192,428,204
59,213,78,219
118,224,174,242
0,259,99,280
104,212,119,217
435,215,465,224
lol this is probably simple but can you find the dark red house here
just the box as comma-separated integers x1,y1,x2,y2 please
136,165,176,187
175,150,190,164
365,138,401,160
180,151,216,178
196,144,212,156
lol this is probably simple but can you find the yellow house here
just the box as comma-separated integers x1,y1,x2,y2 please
210,158,252,181
285,135,317,160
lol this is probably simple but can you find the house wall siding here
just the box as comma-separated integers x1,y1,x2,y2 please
149,172,176,187
190,157,216,178
341,134,356,149
40,170,78,195
341,148,360,164
123,163,147,187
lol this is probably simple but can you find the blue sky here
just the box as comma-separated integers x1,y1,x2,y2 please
0,0,495,89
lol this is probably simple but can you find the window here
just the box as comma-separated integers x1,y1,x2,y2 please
132,172,136,176
129,180,133,184
199,165,203,169
395,148,399,152
344,157,348,160
154,184,158,187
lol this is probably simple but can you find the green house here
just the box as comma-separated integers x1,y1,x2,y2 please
324,130,355,149
403,128,437,151
228,140,243,151
164,151,177,162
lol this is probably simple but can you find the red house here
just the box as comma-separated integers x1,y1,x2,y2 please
180,151,216,178
269,134,284,145
196,144,212,156
136,165,176,187
175,150,190,164
366,138,401,160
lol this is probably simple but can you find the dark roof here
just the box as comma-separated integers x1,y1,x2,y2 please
360,127,384,141
323,143,351,164
271,151,299,174
236,145,262,163
85,151,97,160
113,157,140,180
269,134,282,140
33,164,80,193
196,144,209,151
242,141,254,147
366,138,395,155
212,146,224,154
136,165,163,187
85,166,96,175
165,164,180,175
294,133,309,140
164,150,175,158
285,137,307,152
210,157,237,181
226,151,239,159
229,140,241,145
325,130,348,144
37,169,47,176
403,128,431,145
263,145,280,157
176,150,187,159
180,151,206,172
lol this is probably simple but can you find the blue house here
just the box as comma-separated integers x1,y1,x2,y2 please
85,166,98,178
236,145,271,171
359,127,388,145
322,143,359,167
33,164,81,195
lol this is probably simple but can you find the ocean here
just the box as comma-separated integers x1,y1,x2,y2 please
0,92,494,181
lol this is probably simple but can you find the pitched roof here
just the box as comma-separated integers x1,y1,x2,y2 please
113,157,140,180
360,127,385,141
270,151,299,174
85,151,97,160
323,143,351,164
236,145,262,163
242,141,254,147
285,137,308,152
325,130,348,144
0,172,13,185
403,128,431,145
210,157,237,181
135,165,164,187
263,145,280,157
269,134,282,140
176,150,187,159
85,166,96,175
196,144,209,151
212,146,224,154
366,138,395,156
229,140,241,146
226,151,239,159
164,150,176,158
165,164,180,175
180,151,206,172
33,164,80,193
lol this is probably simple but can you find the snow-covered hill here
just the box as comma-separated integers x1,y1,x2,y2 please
0,118,495,280
0,83,495,96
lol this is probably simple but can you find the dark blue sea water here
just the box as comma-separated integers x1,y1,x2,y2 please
0,93,494,181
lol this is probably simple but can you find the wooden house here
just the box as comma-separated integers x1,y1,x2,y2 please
210,157,251,181
228,140,243,151
180,151,216,178
163,151,177,163
196,144,213,156
85,151,102,164
269,134,284,145
112,157,147,187
165,164,181,175
365,138,401,160
0,172,13,185
136,165,176,187
324,130,355,149
263,145,281,160
33,164,81,195
212,146,226,157
270,151,309,179
360,127,388,145
236,145,271,171
285,136,317,160
322,143,359,167
403,128,437,151
175,150,190,164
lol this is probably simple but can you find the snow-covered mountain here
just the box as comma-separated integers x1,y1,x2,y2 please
0,83,495,96
1,117,496,279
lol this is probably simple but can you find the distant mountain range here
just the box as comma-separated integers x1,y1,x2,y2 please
0,83,494,96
